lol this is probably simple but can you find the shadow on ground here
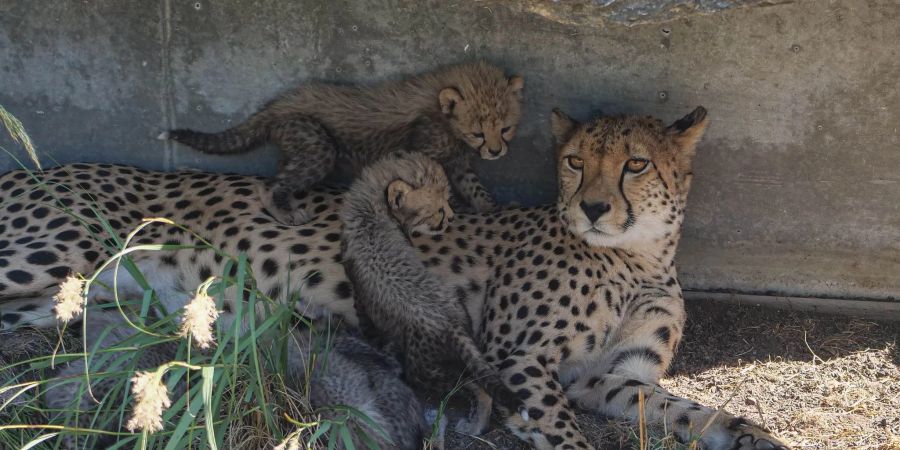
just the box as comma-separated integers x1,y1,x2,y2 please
3,301,898,449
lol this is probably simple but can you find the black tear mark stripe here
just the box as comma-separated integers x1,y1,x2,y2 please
570,168,585,207
619,163,634,230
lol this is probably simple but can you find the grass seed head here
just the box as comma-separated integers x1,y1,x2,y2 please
179,284,219,350
53,275,85,323
126,370,172,433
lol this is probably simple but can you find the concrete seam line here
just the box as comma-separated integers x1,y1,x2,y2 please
158,0,175,170
684,290,900,321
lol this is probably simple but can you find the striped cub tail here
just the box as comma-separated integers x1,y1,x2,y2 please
448,326,525,416
158,112,271,155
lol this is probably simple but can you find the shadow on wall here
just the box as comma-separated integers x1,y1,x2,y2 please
1,0,899,301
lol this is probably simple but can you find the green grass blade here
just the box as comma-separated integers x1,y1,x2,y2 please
359,429,382,450
162,380,205,450
308,421,331,447
339,424,356,450
20,432,56,450
201,366,218,450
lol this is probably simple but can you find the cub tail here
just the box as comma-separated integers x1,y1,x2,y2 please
159,111,272,155
447,326,526,417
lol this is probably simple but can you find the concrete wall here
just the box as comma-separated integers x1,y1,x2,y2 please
2,0,898,304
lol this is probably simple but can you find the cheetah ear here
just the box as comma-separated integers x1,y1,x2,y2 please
508,75,524,96
667,106,709,155
439,88,463,116
386,180,413,210
550,108,578,143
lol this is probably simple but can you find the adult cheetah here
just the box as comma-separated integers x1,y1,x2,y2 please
0,108,787,449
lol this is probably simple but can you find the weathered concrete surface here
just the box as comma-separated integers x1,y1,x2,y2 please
1,0,898,303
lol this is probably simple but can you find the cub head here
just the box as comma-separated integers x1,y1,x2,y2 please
383,155,454,235
551,107,709,249
387,180,453,235
438,62,525,161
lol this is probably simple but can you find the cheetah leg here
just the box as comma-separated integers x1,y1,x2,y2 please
0,258,183,329
91,258,182,306
566,372,788,450
266,114,338,226
498,355,591,450
564,292,788,450
402,349,495,438
453,384,492,435
0,294,58,329
444,161,496,213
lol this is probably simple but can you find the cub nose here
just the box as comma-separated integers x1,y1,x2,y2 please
579,201,611,223
488,147,502,157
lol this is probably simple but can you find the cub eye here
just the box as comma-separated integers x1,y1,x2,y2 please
472,132,484,139
625,158,650,173
565,156,584,171
501,126,512,134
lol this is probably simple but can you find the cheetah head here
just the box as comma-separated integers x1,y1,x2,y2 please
551,107,709,249
439,63,524,161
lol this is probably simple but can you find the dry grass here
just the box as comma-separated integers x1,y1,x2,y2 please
0,104,39,170
448,301,899,449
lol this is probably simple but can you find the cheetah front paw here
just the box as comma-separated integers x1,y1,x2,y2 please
711,417,789,450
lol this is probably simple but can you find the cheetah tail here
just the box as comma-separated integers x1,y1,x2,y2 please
447,326,526,416
159,110,272,155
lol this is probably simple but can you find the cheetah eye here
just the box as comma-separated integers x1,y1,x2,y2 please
565,156,584,171
472,132,484,139
501,126,512,134
625,158,650,173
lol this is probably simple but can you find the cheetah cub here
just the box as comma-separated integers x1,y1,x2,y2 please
340,152,525,435
42,310,433,450
161,61,524,225
286,320,439,450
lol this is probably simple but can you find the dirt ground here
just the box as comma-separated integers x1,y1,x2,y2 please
447,300,900,450
3,300,897,449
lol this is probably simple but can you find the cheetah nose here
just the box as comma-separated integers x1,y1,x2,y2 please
580,201,611,223
488,147,502,157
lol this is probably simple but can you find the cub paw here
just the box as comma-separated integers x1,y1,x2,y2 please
269,207,312,226
470,200,497,214
454,417,487,436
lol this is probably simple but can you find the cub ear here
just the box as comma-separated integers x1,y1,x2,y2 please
508,75,525,95
667,106,709,154
386,180,414,210
439,88,463,116
550,108,578,143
